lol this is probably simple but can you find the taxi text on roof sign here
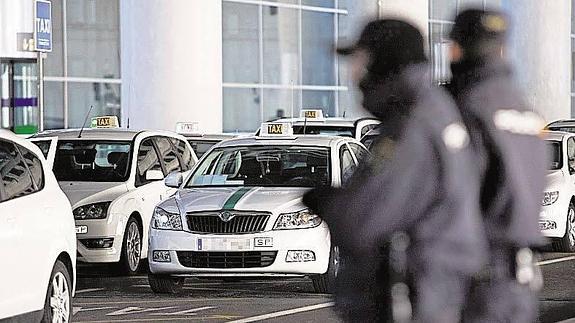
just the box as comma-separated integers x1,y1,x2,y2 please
260,122,294,137
176,122,200,134
300,109,325,120
91,116,119,128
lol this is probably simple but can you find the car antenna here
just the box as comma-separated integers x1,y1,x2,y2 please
343,110,347,118
78,105,94,138
303,115,308,135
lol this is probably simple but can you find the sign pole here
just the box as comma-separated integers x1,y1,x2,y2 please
38,51,44,132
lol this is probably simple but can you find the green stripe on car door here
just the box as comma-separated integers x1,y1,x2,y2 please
223,187,253,210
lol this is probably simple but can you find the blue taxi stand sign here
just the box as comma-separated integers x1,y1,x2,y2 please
34,0,52,52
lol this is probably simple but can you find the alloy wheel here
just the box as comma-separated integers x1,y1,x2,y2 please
49,272,70,323
127,222,141,272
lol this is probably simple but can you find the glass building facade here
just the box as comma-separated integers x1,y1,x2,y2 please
221,0,376,132
43,0,121,130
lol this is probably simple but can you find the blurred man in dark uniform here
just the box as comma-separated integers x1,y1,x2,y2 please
447,9,547,323
304,19,487,322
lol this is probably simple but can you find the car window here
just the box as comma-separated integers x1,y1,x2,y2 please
340,145,356,184
18,145,44,190
155,137,181,175
32,140,51,158
187,139,219,159
136,138,163,186
360,124,378,137
0,140,36,201
186,145,331,188
53,141,132,182
171,138,196,171
292,125,354,137
547,141,562,170
348,142,369,163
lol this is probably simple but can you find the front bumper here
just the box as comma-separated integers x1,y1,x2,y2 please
540,201,568,238
75,217,124,263
148,225,331,276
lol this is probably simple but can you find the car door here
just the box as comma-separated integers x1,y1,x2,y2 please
0,140,49,315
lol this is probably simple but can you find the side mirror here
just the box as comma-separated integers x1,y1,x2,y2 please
145,169,164,181
164,172,183,188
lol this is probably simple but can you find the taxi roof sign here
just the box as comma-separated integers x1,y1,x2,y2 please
259,122,294,137
300,109,325,120
90,116,119,129
176,122,200,134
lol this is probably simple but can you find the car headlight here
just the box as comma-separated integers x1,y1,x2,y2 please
151,207,183,231
73,202,111,220
274,209,322,230
542,191,560,206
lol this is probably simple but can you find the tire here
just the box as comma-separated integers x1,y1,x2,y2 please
41,260,72,323
553,202,575,252
312,245,340,293
117,217,142,275
148,274,185,294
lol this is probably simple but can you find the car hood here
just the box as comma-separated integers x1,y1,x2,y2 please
58,181,130,208
546,170,565,190
159,186,310,215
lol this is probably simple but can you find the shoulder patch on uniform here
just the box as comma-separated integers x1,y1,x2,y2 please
493,109,545,136
442,123,469,152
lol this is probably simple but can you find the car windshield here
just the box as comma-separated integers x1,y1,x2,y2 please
186,145,330,188
187,139,220,158
547,141,562,170
53,140,132,182
547,126,575,133
292,125,354,137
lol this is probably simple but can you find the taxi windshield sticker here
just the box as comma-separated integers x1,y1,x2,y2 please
91,116,119,128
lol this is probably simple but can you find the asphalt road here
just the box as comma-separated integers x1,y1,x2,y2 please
72,253,575,323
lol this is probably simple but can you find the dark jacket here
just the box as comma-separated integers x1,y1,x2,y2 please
305,63,487,319
448,59,547,249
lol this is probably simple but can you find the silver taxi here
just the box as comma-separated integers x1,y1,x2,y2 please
147,122,368,293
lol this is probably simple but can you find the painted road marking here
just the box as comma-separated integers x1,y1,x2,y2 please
150,306,216,316
76,317,240,323
537,256,575,266
74,298,243,306
106,306,177,316
228,302,335,323
76,288,105,294
73,307,115,315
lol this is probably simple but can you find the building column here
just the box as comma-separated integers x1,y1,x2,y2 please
379,0,429,40
120,0,223,132
505,0,571,122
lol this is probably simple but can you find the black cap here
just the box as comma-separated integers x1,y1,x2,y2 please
450,9,508,50
337,19,426,77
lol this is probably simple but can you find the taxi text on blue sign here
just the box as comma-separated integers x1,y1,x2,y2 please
34,0,52,52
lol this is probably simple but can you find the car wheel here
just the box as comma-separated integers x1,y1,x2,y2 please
118,217,142,275
148,274,184,294
311,245,340,293
554,203,575,252
41,260,72,323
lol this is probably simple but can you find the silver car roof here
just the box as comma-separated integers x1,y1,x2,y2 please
215,135,355,148
543,130,573,141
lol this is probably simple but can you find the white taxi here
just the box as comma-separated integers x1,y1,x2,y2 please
30,117,198,274
175,122,237,158
541,131,575,252
0,130,76,322
148,123,368,293
260,109,380,141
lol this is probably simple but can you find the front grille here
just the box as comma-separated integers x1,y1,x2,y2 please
187,212,270,234
177,251,277,268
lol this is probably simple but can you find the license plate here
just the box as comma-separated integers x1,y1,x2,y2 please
76,226,88,234
254,237,273,247
197,238,251,251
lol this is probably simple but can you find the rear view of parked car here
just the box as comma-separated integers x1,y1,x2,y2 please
0,130,76,322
